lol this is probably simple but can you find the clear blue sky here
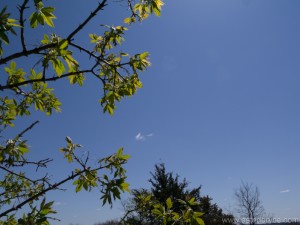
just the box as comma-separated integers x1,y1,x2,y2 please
2,0,300,224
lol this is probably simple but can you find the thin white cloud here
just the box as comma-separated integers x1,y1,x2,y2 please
135,133,145,141
135,132,153,141
280,189,290,194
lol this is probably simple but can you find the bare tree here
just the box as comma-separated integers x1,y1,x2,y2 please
234,181,265,225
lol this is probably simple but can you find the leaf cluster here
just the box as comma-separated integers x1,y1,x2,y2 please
0,7,20,55
0,0,165,223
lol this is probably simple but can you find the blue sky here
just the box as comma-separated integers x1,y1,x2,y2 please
1,0,300,224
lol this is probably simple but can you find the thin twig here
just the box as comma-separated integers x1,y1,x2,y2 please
2,158,52,168
69,42,98,60
16,120,39,139
18,0,30,52
0,166,36,183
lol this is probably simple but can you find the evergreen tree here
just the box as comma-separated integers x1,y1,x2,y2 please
124,163,235,225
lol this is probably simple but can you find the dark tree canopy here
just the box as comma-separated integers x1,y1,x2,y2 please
123,163,235,225
149,163,202,212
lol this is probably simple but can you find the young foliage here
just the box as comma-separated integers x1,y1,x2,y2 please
0,6,20,55
0,0,164,224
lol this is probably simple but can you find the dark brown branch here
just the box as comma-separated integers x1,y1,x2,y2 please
2,158,52,168
0,193,28,204
91,70,106,86
127,0,139,19
0,43,55,65
18,0,30,52
0,172,81,218
16,120,39,139
69,43,130,86
42,64,46,82
67,0,108,41
118,208,136,225
0,162,110,218
0,70,91,90
69,42,98,60
70,42,125,68
72,150,87,169
0,1,107,66
0,165,36,184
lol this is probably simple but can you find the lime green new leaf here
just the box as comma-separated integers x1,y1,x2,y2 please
41,13,54,27
140,52,149,60
75,181,83,193
59,39,68,49
194,212,205,217
195,218,205,225
155,0,165,8
29,6,56,28
51,59,65,76
18,146,29,154
41,34,50,44
108,105,114,115
117,148,123,157
124,17,131,24
68,74,85,86
166,197,173,209
121,182,130,192
152,6,161,17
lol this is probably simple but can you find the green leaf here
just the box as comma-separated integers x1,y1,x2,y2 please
29,12,38,28
140,52,149,59
66,136,72,144
121,182,130,192
0,32,9,44
106,105,114,115
194,212,205,217
59,39,68,49
152,6,161,17
75,181,83,192
117,148,123,157
52,59,65,76
195,218,205,225
166,197,172,209
124,17,131,24
18,146,29,154
42,13,55,27
152,208,163,217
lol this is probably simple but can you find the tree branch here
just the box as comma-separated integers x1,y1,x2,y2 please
0,162,111,218
69,42,98,60
67,0,108,42
0,1,108,66
2,158,52,169
0,165,36,184
15,120,39,139
18,0,30,52
0,43,55,65
0,70,91,90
